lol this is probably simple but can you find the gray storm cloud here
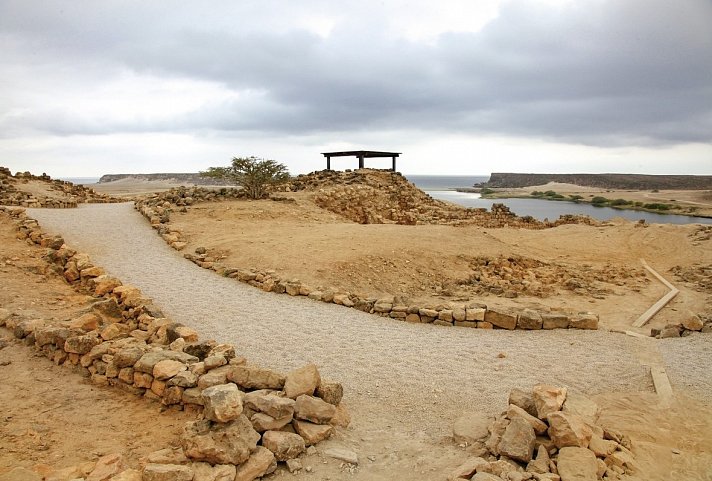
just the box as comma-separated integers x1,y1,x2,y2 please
1,0,710,147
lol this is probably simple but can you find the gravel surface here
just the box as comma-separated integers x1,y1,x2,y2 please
29,203,663,433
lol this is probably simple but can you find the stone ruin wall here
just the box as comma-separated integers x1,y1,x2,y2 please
0,166,123,207
134,188,601,332
1,206,348,480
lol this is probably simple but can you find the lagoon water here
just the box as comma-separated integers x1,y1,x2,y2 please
428,190,712,225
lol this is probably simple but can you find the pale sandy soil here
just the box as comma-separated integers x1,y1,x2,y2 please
25,203,712,480
0,220,193,475
489,182,712,217
90,179,231,197
168,194,711,334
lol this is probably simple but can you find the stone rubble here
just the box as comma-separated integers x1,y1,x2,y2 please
449,384,638,481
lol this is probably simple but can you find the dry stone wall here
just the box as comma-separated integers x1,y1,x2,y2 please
1,206,349,480
134,196,601,332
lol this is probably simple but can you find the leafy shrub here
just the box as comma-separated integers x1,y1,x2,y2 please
531,190,543,197
610,198,632,206
568,194,583,201
480,187,495,195
643,203,671,211
591,196,609,205
543,190,557,197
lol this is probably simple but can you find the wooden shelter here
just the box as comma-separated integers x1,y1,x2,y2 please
321,150,401,171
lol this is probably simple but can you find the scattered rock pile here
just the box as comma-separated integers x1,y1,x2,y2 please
284,169,597,228
650,314,711,338
671,264,712,293
450,385,638,481
461,255,647,299
2,206,349,480
0,167,122,207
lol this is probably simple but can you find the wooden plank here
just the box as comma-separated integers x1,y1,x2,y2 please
650,365,674,402
632,259,679,328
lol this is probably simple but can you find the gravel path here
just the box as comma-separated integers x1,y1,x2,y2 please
29,203,661,433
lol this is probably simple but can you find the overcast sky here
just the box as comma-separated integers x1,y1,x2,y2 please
1,0,710,177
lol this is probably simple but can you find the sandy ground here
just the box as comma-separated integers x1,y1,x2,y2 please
165,195,711,333
0,218,193,475
24,203,712,480
90,179,230,198
488,182,712,217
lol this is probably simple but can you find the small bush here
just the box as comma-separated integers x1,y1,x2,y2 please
543,190,557,197
480,188,495,195
568,194,583,201
643,203,671,211
591,196,609,205
531,190,543,197
610,198,632,206
550,193,566,199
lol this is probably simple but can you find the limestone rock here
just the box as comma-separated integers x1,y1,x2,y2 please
484,308,518,330
251,412,293,432
497,416,536,462
227,365,285,390
142,464,193,481
485,416,510,455
167,370,198,388
181,417,260,465
509,388,537,417
295,394,336,424
234,446,276,481
682,315,703,331
588,435,618,457
569,313,598,330
448,457,490,480
262,430,306,461
113,347,145,368
316,380,344,405
562,392,600,424
64,334,101,355
191,462,236,481
284,363,321,399
201,383,244,422
293,419,334,445
153,359,187,380
547,412,593,448
526,445,551,474
453,412,493,445
556,447,598,481
244,390,295,419
532,384,567,419
518,309,543,330
141,447,188,465
329,402,351,428
203,354,227,370
542,313,569,329
86,453,123,481
507,404,548,434
107,469,141,481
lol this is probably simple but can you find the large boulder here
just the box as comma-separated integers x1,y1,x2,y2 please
201,383,244,422
181,417,260,465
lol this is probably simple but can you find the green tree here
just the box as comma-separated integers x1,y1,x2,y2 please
200,156,290,199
